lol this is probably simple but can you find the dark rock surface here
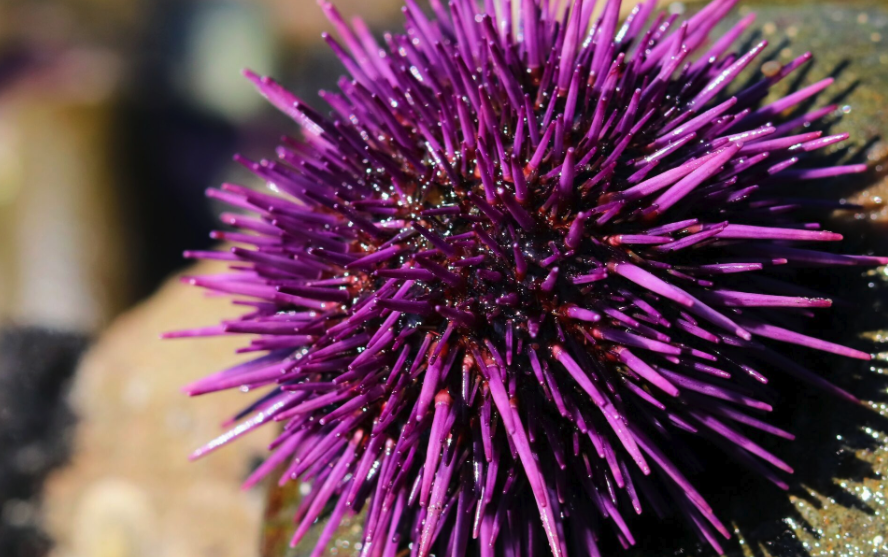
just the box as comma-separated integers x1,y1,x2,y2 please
0,327,88,557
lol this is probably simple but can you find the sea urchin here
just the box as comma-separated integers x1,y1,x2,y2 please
167,0,882,555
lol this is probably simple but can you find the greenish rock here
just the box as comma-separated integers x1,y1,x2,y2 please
708,3,888,555
261,472,367,557
262,1,888,556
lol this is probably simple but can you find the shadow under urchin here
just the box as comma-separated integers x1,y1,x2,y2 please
165,0,886,555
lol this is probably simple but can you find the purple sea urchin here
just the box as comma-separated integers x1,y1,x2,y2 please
168,0,883,555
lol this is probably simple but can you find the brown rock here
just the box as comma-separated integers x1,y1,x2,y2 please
44,262,274,557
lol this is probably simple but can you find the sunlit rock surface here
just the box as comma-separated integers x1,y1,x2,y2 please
44,262,274,557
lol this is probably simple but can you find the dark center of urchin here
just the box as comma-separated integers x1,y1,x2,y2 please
335,115,668,367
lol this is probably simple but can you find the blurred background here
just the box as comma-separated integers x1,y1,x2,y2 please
0,0,406,555
0,0,411,332
1,0,887,557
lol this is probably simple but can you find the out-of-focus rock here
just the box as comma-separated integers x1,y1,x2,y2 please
0,327,88,557
44,262,275,557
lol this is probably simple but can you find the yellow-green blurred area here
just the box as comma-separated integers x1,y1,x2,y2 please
0,0,409,332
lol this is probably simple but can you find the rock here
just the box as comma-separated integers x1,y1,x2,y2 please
693,4,888,555
44,261,275,557
0,327,88,557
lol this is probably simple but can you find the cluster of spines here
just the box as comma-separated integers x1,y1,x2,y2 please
167,0,880,556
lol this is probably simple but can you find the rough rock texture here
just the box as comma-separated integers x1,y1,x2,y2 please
43,262,275,557
0,328,88,557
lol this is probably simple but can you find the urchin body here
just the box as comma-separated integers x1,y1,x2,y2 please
169,0,880,555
